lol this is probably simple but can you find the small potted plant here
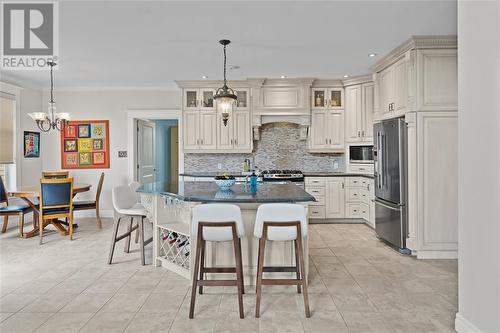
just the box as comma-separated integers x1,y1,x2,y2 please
214,171,236,190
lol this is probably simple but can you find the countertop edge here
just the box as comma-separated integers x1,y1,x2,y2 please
180,172,374,179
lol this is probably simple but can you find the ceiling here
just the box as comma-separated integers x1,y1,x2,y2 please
1,1,457,89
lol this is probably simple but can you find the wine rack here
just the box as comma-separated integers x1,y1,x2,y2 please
157,222,191,278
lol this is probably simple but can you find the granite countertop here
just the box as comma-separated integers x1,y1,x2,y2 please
180,172,374,179
137,181,315,203
303,172,374,179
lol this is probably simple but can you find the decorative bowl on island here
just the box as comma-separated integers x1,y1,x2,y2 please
214,174,236,190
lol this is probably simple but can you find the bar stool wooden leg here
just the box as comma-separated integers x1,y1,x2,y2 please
124,217,133,253
296,226,310,318
232,225,244,319
255,231,267,318
198,239,205,295
238,238,245,294
139,216,145,266
108,217,122,264
294,239,302,294
189,225,203,319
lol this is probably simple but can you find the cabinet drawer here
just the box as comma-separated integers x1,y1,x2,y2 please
309,206,326,219
306,187,325,196
346,203,362,218
347,177,364,187
349,164,374,174
305,177,326,187
310,195,325,206
360,203,370,221
347,188,362,202
359,188,370,204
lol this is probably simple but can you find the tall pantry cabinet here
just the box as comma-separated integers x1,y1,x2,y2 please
371,36,458,259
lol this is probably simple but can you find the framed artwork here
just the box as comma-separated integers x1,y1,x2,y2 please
61,120,110,169
24,131,40,158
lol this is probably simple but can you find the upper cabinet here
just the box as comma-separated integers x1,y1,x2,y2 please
183,110,217,151
345,82,374,143
309,110,345,152
183,89,216,110
371,36,458,121
311,88,344,110
216,110,252,152
235,89,250,111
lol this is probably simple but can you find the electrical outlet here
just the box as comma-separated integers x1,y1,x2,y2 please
217,163,222,170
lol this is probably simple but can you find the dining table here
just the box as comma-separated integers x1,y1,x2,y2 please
8,183,91,238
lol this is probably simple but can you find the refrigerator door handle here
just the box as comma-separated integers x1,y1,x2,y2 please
373,199,401,211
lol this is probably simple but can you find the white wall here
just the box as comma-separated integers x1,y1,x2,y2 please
456,1,500,332
30,89,181,215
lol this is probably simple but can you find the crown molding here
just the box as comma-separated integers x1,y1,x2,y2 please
312,79,343,87
341,74,373,86
370,35,457,73
51,85,180,92
175,79,253,89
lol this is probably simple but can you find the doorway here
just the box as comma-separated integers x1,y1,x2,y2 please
135,118,179,185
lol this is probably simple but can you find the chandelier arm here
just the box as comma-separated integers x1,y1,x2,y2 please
37,120,51,132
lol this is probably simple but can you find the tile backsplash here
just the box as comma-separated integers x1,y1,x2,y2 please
184,122,345,173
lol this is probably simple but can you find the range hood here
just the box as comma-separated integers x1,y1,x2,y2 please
249,78,314,140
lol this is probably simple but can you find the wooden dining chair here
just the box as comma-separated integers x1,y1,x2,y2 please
39,177,74,245
73,172,104,229
42,171,69,179
0,176,33,237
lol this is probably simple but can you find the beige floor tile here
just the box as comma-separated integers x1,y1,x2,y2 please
0,312,14,323
21,293,77,313
124,312,174,332
168,316,217,333
84,279,127,294
178,293,221,318
59,293,113,313
100,293,149,313
0,293,40,312
0,312,53,333
341,311,393,333
34,312,93,333
300,311,348,333
214,314,259,332
79,312,135,333
300,293,337,314
332,293,378,312
258,311,305,333
139,292,185,315
50,279,96,294
13,280,60,295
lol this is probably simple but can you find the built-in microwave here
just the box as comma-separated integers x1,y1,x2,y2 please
349,145,374,164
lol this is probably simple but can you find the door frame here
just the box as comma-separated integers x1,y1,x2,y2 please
127,109,183,183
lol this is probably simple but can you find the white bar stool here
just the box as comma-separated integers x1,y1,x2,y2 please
109,185,151,265
254,203,310,318
189,204,245,319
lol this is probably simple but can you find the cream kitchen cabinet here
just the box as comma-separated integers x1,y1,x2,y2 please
183,110,217,151
311,88,344,110
345,82,374,143
309,110,345,152
325,178,345,218
217,110,252,152
183,89,216,110
376,57,407,116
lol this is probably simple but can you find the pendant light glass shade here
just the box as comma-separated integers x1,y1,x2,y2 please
213,39,237,126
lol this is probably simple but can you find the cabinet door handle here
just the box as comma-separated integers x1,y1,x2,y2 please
234,139,237,145
230,139,233,144
342,182,344,189
329,139,332,144
362,130,365,137
358,131,361,137
325,139,328,144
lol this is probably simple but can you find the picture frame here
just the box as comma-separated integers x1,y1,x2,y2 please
23,131,40,158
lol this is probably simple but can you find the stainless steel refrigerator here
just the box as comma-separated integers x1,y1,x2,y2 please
373,117,408,252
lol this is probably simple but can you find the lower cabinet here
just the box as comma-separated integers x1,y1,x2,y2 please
306,176,374,225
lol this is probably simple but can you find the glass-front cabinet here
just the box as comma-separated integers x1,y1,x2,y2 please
311,88,344,110
183,89,215,110
235,89,249,110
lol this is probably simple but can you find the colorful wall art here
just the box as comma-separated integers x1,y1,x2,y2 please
24,131,40,158
60,120,110,169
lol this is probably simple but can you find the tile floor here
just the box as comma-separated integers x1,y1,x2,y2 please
0,217,458,332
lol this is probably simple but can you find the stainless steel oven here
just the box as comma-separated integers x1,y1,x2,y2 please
349,145,374,164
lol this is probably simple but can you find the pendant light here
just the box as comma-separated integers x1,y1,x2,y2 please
214,39,237,127
28,61,70,132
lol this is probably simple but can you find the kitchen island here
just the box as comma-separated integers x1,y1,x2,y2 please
137,181,315,282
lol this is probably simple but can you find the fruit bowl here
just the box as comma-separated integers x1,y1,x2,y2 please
214,176,236,190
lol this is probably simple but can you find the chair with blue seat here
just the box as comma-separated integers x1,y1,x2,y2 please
189,204,245,319
73,172,105,229
0,176,33,237
254,203,310,318
39,177,74,245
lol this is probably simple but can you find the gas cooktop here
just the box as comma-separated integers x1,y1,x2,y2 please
261,170,304,181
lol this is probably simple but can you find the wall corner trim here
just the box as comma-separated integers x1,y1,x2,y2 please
455,313,484,333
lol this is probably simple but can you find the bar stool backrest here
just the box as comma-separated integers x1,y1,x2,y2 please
254,203,308,241
129,181,141,203
192,204,245,242
112,185,138,214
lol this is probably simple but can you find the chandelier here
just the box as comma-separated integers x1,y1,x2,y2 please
28,61,70,132
214,39,237,127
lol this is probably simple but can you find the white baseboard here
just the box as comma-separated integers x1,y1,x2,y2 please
416,250,458,259
455,313,483,333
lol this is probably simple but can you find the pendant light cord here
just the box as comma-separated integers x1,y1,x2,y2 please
223,44,227,87
50,62,54,103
